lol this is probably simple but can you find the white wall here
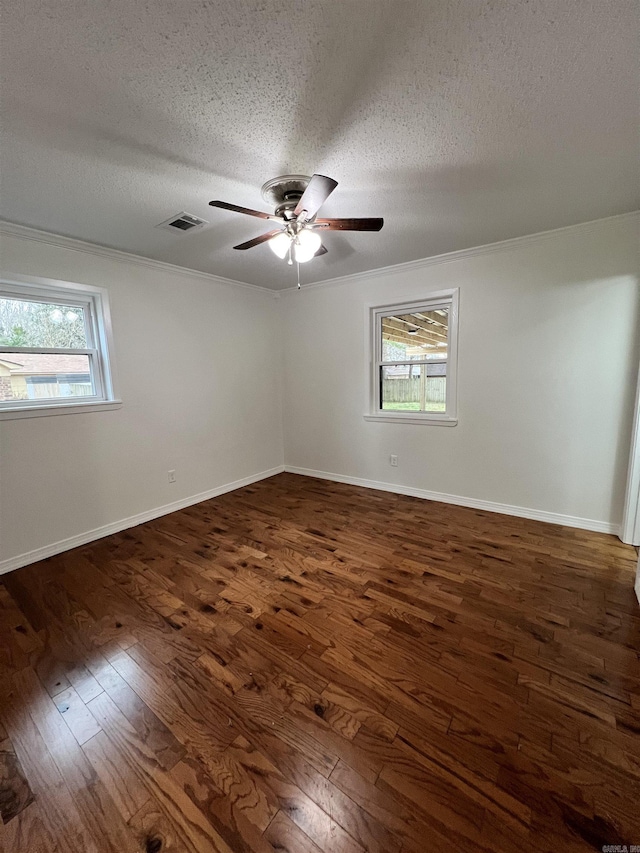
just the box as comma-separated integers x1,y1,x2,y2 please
0,229,284,569
281,215,640,530
2,214,638,573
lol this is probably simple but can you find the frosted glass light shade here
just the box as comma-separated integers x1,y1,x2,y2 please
268,231,291,259
293,229,322,263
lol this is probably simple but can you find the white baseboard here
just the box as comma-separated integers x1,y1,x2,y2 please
284,465,620,536
0,465,285,576
2,463,621,577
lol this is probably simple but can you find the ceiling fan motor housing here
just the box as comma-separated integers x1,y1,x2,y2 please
261,174,311,219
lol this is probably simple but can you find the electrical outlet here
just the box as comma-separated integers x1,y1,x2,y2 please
168,469,176,483
390,455,398,467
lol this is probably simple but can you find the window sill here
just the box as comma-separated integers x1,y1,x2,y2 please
363,413,458,426
0,400,123,420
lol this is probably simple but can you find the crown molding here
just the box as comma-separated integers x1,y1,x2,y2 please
281,210,640,295
2,211,636,297
0,220,277,297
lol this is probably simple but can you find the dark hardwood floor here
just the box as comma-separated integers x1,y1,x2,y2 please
0,472,638,852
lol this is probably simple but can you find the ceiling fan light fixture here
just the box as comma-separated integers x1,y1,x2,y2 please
268,231,292,259
293,228,322,263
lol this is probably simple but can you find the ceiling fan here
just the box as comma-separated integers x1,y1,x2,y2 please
209,174,383,264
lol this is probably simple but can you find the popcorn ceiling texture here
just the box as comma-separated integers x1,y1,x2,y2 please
0,0,637,289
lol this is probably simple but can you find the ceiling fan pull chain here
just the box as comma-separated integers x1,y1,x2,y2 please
297,261,301,290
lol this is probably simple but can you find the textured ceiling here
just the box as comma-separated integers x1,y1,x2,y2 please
1,1,637,290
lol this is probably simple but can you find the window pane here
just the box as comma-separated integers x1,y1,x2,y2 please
0,352,94,402
381,309,448,361
380,363,446,412
0,297,88,348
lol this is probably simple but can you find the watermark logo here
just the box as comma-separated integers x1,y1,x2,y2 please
601,846,640,852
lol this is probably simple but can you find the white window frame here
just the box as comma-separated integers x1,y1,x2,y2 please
0,274,121,420
365,289,459,426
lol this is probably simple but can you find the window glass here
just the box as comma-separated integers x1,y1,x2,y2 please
381,310,448,362
0,353,93,402
380,363,447,413
0,297,88,348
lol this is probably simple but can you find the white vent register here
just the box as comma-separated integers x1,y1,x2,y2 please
156,212,208,233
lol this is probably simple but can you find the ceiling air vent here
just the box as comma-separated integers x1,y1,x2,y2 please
156,212,208,233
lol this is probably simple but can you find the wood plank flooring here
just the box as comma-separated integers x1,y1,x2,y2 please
0,472,638,852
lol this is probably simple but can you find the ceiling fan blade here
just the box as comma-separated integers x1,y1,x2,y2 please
314,217,384,231
293,174,338,221
315,243,328,256
209,200,283,222
233,229,283,250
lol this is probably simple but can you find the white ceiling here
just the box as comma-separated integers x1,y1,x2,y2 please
1,1,637,290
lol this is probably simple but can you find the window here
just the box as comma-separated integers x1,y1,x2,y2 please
0,275,119,419
367,290,458,425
